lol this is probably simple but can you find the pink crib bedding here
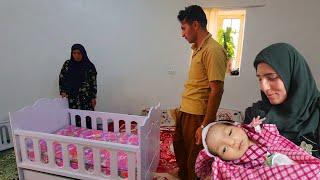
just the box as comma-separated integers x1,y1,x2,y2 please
26,125,139,178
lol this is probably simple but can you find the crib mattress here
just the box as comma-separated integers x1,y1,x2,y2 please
26,125,139,178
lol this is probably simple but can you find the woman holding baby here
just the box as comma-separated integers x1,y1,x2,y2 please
195,43,320,179
245,43,320,157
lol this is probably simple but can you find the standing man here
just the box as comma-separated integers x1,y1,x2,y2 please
173,5,228,179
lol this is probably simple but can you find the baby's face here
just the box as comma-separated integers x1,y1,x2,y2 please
206,123,252,161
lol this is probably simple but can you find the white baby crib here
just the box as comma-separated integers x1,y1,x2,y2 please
9,98,161,180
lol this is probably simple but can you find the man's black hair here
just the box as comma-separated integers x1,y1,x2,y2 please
177,5,207,28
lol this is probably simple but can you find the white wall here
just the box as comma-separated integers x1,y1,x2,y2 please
1,0,319,122
0,0,190,122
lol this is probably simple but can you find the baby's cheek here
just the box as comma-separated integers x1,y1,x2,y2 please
225,150,237,160
208,144,215,153
239,148,247,158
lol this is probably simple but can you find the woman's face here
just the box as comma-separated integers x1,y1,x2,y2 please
256,62,287,105
72,49,83,61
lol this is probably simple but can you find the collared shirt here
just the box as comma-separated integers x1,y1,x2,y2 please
180,33,227,115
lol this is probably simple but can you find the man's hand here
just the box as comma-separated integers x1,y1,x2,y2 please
61,92,68,98
201,81,224,131
195,126,203,145
91,98,97,108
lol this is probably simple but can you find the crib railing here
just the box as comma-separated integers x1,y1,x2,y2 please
0,121,13,151
14,129,139,180
68,109,145,133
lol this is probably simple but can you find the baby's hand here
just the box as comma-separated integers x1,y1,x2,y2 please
250,116,265,127
250,116,266,133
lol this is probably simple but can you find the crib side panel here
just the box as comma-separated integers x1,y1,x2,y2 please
14,130,139,180
9,98,69,133
139,103,161,180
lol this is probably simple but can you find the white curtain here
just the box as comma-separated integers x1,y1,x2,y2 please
204,8,219,39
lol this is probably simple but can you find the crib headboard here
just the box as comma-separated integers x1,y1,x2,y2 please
9,98,69,133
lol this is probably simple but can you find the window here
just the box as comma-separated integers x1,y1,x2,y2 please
204,9,246,76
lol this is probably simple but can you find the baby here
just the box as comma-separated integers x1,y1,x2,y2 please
202,118,293,164
196,119,320,180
